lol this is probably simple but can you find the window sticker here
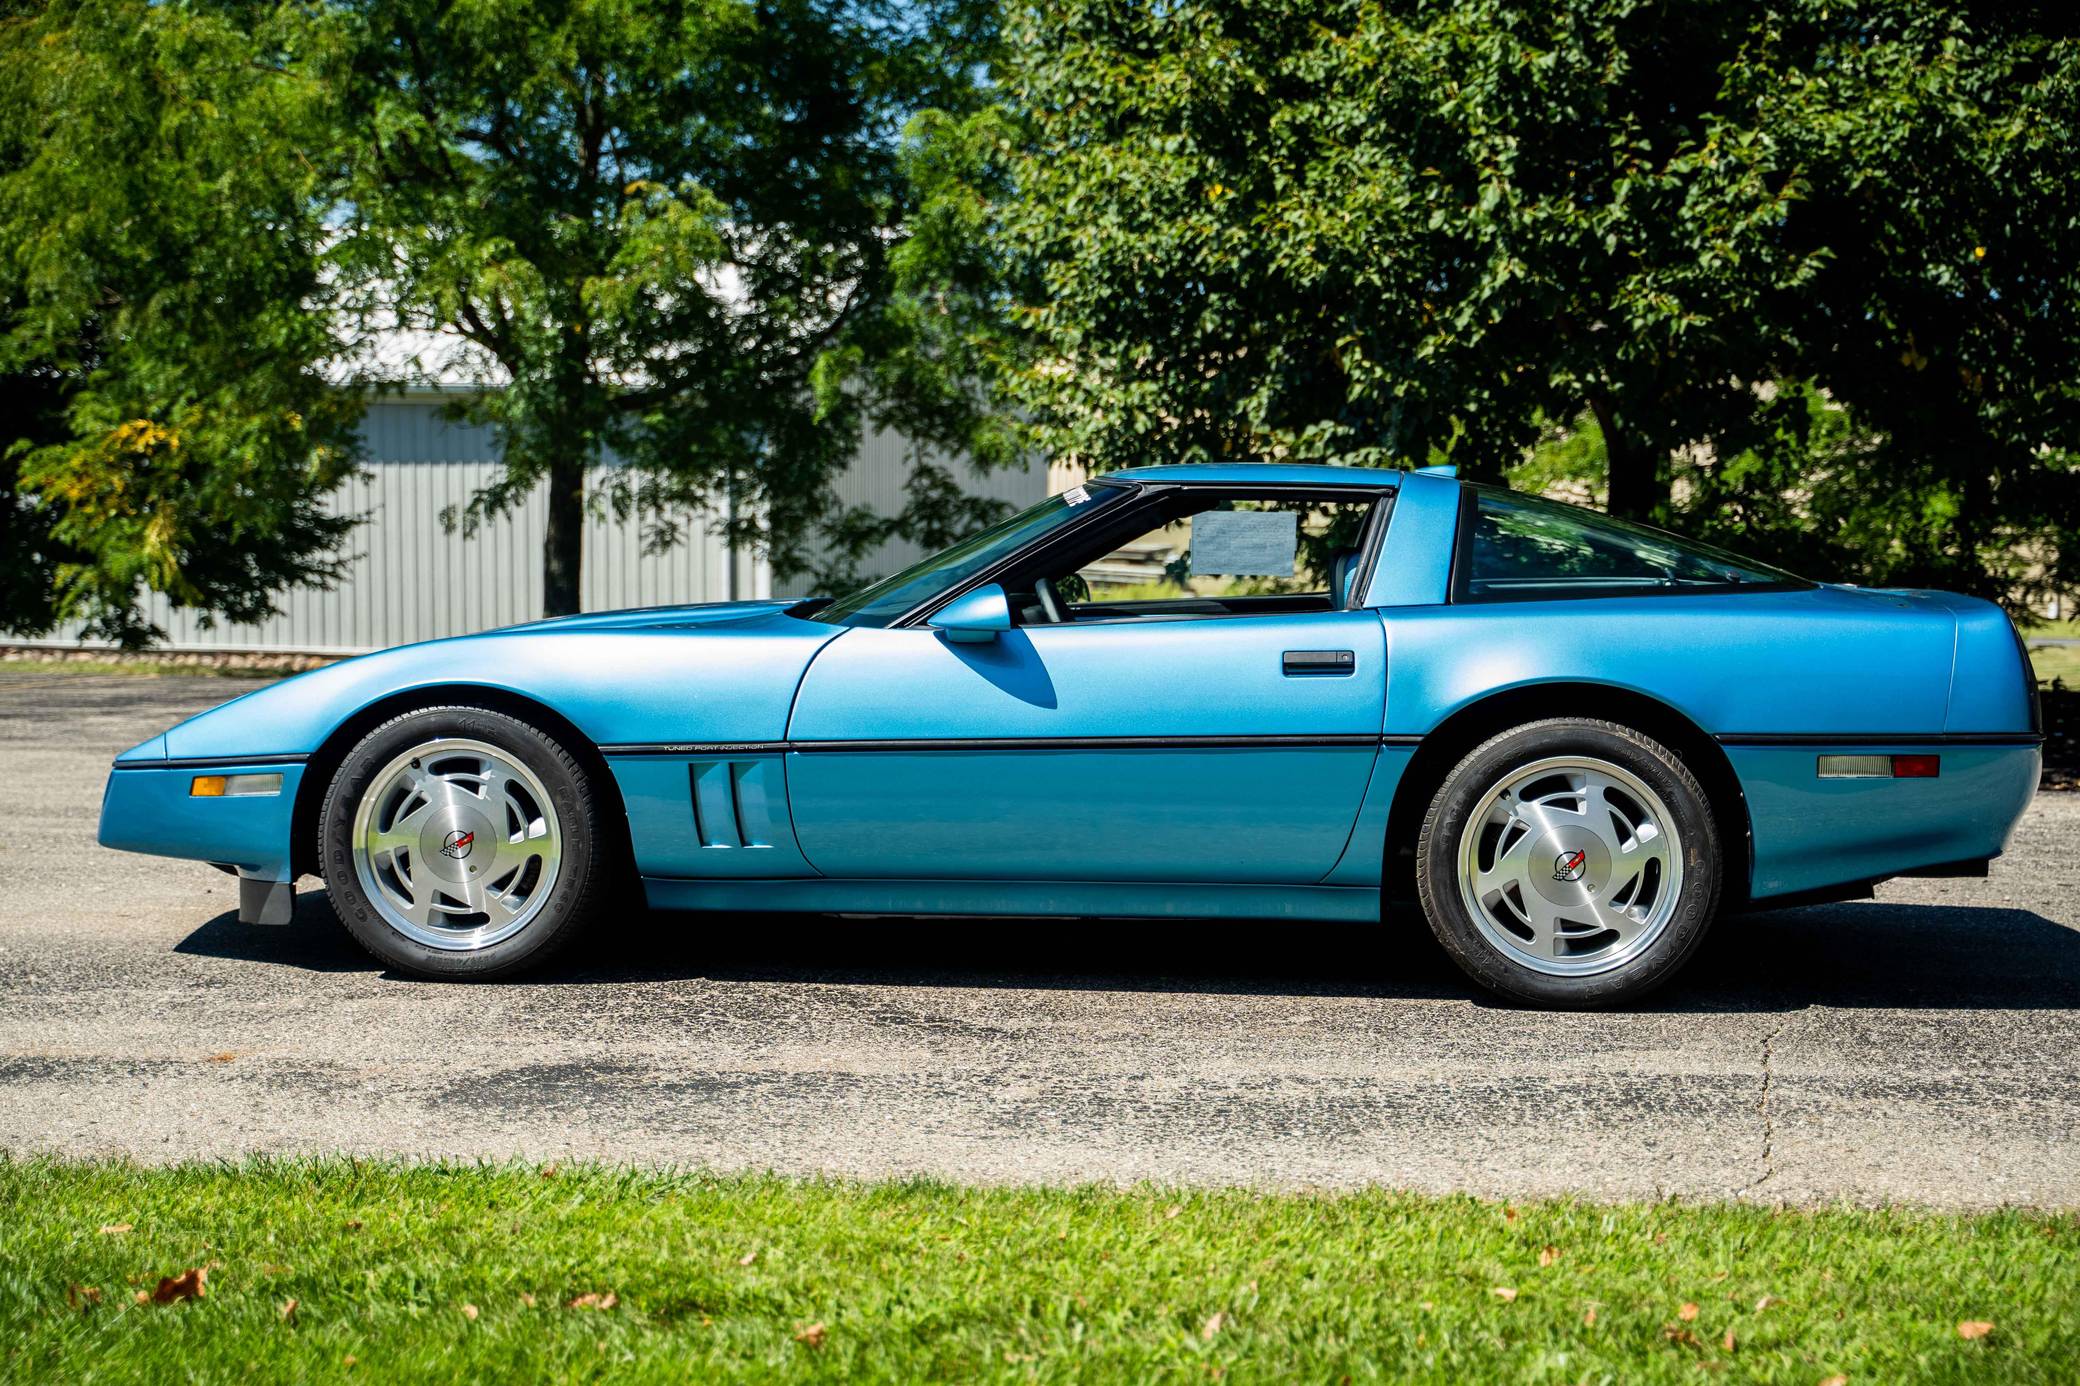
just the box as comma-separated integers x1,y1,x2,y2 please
1064,485,1091,506
1191,509,1297,576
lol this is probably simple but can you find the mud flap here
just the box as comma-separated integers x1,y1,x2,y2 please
238,873,296,925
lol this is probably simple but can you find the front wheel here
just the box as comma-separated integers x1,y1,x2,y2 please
1415,719,1723,1008
318,706,606,979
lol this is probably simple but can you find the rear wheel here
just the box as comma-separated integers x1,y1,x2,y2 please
1415,719,1722,1008
318,706,605,978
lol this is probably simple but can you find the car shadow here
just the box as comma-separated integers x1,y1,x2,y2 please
174,888,2080,1012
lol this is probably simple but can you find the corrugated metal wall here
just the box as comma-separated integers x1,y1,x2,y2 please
774,425,1049,598
41,397,1044,654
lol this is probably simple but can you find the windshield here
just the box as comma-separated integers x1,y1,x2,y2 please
812,481,1134,628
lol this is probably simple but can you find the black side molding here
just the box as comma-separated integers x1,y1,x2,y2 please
112,753,313,770
1716,732,2044,748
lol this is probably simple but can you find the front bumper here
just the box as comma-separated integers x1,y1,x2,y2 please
98,760,306,884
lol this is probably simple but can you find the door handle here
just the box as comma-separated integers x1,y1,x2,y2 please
1282,649,1355,676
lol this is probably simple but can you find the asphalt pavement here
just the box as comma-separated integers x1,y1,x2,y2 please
2,671,2076,1209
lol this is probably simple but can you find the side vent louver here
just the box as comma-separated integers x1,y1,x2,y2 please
689,760,776,850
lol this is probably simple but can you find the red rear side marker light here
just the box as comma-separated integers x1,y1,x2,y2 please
1817,754,1942,779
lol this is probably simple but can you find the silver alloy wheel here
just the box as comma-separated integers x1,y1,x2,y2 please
1455,755,1684,977
349,737,562,952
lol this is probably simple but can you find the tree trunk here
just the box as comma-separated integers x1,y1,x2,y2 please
1588,392,1661,521
542,457,585,617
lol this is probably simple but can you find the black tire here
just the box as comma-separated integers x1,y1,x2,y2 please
1414,718,1722,1009
318,705,606,979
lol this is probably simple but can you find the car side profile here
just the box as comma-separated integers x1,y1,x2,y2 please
98,464,2043,1007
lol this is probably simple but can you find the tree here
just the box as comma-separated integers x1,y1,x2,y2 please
979,1,2080,606
323,0,1003,614
0,1,362,645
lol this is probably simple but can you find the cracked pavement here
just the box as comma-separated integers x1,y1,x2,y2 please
3,673,2077,1208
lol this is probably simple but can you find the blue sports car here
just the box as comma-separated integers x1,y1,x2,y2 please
98,464,2043,1006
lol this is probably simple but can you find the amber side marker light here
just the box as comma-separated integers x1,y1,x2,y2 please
1816,754,1940,779
189,773,283,798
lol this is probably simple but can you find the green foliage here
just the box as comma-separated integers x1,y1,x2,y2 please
4,1158,2077,1381
0,1,362,646
977,1,2080,608
323,0,1005,609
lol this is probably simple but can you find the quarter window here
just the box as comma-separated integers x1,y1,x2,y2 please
1463,489,1801,600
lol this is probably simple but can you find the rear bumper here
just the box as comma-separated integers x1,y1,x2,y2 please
98,761,305,884
1733,743,2041,900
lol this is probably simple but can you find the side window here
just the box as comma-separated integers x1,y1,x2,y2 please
1464,490,1799,600
1064,496,1377,611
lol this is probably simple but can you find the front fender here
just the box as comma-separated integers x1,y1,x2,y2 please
143,613,840,762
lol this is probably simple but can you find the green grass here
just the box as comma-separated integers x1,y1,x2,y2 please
2024,640,2080,689
2,1161,2074,1383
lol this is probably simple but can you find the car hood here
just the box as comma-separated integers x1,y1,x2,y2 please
124,599,846,763
488,598,812,635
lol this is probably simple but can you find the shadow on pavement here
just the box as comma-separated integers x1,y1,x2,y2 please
174,888,2080,1012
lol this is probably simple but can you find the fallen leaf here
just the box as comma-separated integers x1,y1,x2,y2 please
98,1223,132,1236
207,1052,236,1063
1818,1376,1847,1386
519,1292,537,1307
737,1249,757,1267
149,1267,207,1305
344,1220,363,1232
794,1321,827,1349
462,1303,479,1321
567,1292,617,1310
66,1284,102,1308
1165,1205,1183,1220
1539,1245,1560,1268
1492,1287,1518,1302
1583,1307,1598,1326
1664,1328,1701,1347
1680,1302,1700,1321
280,1298,298,1322
134,1291,149,1305
344,1355,357,1368
1201,1311,1225,1340
1957,1320,1994,1341
541,1163,560,1179
1503,1206,1519,1223
1756,1295,1783,1312
1723,1328,1736,1352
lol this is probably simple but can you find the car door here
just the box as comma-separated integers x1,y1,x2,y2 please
783,608,1387,882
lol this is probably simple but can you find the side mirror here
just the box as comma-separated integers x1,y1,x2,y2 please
929,583,1013,644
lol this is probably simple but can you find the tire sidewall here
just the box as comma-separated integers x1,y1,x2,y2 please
1416,719,1722,1008
319,706,599,979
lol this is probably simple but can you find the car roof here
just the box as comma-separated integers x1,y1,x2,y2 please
1094,462,1406,489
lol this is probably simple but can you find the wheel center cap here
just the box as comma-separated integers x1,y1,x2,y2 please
1527,826,1609,905
421,805,496,883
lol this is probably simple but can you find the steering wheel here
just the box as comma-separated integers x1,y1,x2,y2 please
1033,576,1067,624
